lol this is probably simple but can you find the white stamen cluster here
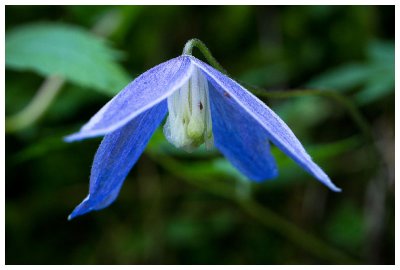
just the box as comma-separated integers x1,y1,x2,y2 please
164,67,214,152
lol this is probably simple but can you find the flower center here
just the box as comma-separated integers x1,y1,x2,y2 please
163,67,214,152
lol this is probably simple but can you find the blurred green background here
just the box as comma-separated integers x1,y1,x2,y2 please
5,5,394,264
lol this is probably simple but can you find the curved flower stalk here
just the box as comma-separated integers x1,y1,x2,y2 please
66,48,341,220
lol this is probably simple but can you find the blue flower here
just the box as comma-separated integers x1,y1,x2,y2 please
65,55,341,220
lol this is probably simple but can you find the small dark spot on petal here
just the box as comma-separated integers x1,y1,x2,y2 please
223,91,231,98
199,102,203,110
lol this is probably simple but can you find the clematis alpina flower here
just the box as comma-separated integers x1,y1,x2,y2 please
65,54,341,220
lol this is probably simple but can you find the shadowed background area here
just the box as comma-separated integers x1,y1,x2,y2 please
5,5,394,264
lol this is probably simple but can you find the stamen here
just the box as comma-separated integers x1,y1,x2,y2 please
163,67,214,151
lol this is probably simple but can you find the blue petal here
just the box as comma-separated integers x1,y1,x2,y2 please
208,83,278,181
68,101,167,220
191,57,341,192
65,56,193,141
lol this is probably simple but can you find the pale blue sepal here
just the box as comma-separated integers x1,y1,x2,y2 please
191,57,341,192
65,56,193,142
68,101,167,220
208,83,278,181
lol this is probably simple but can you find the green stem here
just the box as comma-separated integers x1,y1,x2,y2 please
6,75,65,133
147,152,357,264
183,38,227,74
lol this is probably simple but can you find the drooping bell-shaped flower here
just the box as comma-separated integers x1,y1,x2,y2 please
65,44,341,220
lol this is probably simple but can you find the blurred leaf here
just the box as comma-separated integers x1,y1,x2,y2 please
355,70,394,104
355,41,395,104
6,22,131,96
368,40,395,64
307,40,394,105
307,63,372,91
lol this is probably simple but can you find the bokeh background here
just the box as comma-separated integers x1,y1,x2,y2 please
5,6,394,264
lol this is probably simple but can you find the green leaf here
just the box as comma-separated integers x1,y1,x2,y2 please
355,71,394,105
354,40,395,104
6,22,131,96
307,63,372,92
307,40,394,105
368,40,395,64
